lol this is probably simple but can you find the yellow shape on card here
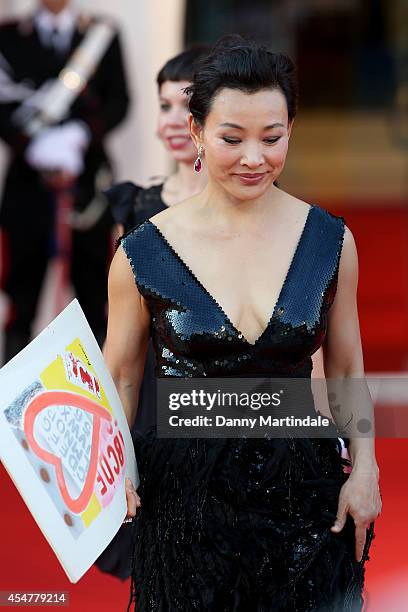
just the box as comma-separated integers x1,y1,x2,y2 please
81,492,102,527
40,337,112,413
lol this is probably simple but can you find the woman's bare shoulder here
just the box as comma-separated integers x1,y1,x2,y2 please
148,194,199,233
340,225,358,268
280,191,312,213
109,245,136,292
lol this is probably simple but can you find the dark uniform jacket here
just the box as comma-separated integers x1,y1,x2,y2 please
0,12,130,229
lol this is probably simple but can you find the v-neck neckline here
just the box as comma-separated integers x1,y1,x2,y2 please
146,204,314,347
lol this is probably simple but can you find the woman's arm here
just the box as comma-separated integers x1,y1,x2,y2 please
104,245,150,429
323,226,381,559
323,226,377,469
104,245,150,517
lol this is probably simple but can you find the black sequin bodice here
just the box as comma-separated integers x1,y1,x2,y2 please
122,204,344,379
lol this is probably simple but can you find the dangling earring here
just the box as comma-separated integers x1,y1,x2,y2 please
194,145,204,173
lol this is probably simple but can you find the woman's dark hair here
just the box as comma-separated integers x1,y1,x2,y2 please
187,35,298,125
157,46,210,89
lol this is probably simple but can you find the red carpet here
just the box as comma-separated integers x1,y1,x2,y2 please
0,461,129,609
331,204,408,372
1,205,407,610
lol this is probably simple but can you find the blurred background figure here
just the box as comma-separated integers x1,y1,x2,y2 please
0,0,129,362
107,46,208,236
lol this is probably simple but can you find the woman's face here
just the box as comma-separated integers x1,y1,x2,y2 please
40,0,70,13
191,87,293,201
157,80,196,164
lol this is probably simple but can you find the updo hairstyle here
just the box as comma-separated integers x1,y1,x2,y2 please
186,35,298,126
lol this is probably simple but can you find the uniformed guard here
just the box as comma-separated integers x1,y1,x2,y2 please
0,0,130,362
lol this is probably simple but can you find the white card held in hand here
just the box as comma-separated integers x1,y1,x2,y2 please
0,299,138,583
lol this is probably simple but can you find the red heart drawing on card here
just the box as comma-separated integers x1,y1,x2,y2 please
24,391,112,514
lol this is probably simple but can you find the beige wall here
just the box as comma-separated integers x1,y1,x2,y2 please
85,0,186,184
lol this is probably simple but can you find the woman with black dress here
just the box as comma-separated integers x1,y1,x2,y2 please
96,47,207,579
107,37,381,610
107,47,208,235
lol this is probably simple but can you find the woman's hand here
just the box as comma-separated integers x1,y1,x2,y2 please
123,477,142,522
331,466,381,561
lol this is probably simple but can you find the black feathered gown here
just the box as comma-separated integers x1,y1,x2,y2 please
121,204,375,612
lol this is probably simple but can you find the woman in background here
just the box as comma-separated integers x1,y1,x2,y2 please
107,46,208,235
96,46,208,579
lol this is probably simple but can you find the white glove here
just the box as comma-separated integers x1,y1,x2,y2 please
25,121,91,176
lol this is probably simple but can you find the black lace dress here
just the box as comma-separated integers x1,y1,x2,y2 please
121,204,375,611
